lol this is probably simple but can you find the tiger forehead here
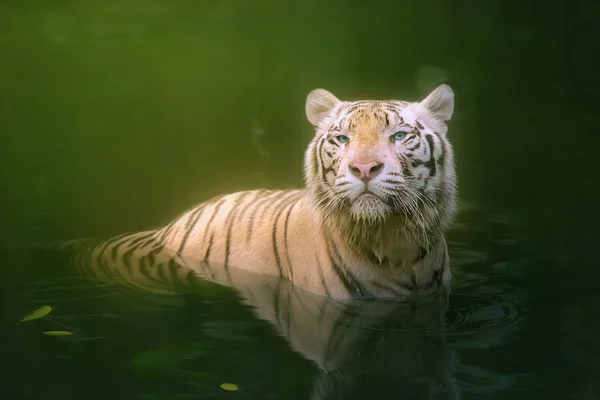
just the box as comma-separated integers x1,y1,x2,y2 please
330,102,410,136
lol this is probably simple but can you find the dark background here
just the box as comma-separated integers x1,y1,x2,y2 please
2,0,598,247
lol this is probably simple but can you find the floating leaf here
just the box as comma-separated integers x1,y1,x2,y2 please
220,383,238,391
43,330,72,336
20,305,52,322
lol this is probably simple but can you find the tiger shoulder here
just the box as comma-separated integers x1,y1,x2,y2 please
150,84,457,299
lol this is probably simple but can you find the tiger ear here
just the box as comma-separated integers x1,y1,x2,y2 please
420,84,454,122
305,89,341,126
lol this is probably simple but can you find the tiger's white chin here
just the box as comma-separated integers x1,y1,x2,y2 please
350,193,391,224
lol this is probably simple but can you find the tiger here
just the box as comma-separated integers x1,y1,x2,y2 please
35,84,457,300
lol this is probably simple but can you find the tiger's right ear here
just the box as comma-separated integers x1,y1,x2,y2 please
420,84,454,122
305,89,341,127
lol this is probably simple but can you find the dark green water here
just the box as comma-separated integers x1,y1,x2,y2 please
2,1,600,399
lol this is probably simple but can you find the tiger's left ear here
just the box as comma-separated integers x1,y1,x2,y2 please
420,84,454,122
306,89,341,127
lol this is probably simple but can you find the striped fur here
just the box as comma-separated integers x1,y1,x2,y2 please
48,84,458,300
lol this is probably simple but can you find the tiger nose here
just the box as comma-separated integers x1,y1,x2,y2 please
349,161,384,182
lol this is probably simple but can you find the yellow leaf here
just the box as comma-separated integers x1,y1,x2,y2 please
20,305,52,322
220,383,238,391
43,330,72,336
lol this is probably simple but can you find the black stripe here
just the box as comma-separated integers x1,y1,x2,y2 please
323,319,348,362
246,191,279,243
437,247,448,286
271,193,303,277
333,245,373,298
118,265,178,298
157,220,177,243
156,260,167,283
236,190,263,222
138,236,157,250
71,246,93,276
406,141,421,151
185,205,208,230
431,268,442,286
186,268,200,285
411,134,437,179
425,134,437,177
413,246,428,263
316,252,330,297
371,281,401,295
393,279,414,293
435,138,448,202
323,305,366,361
176,203,211,256
199,259,216,280
144,246,156,264
386,106,400,121
182,195,220,232
316,135,331,185
103,232,135,247
311,141,320,180
323,318,349,365
203,233,214,262
199,197,227,254
167,259,184,287
223,192,254,268
110,235,137,263
324,237,350,294
95,237,122,278
145,244,162,266
344,103,371,114
387,107,406,126
139,256,165,285
127,232,155,248
122,237,154,270
96,237,117,256
400,157,411,177
282,198,299,281
410,274,418,290
326,236,373,298
109,265,159,299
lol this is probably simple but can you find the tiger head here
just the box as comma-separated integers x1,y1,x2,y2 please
303,85,457,237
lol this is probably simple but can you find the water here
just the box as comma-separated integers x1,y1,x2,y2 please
2,0,600,399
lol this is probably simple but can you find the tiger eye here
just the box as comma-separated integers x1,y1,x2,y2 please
393,131,407,141
337,135,350,143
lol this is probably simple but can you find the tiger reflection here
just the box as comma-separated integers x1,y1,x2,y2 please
33,239,460,399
